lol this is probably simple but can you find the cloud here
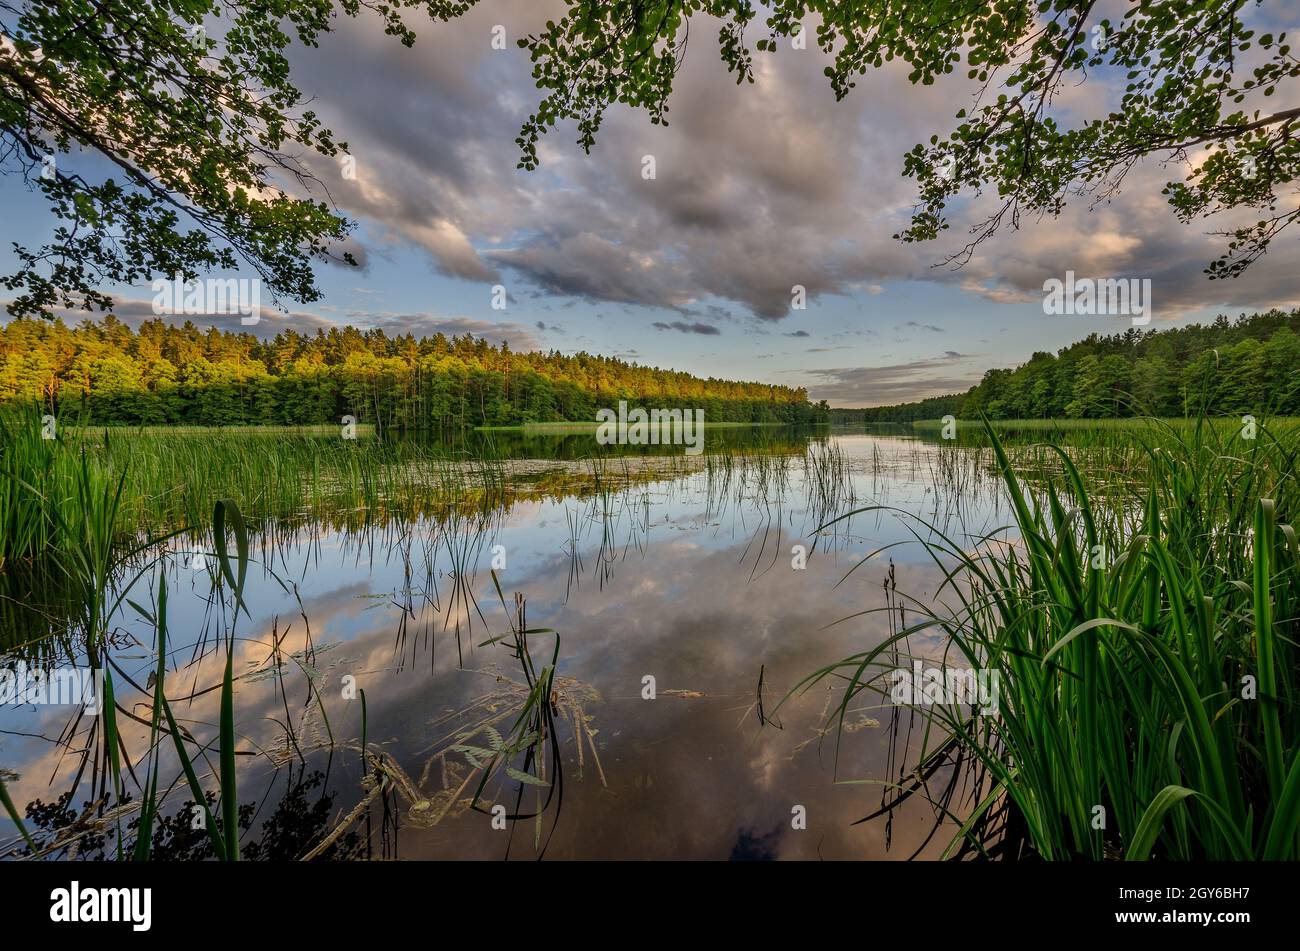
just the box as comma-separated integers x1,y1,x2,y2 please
16,296,340,338
951,182,1300,320
276,5,1300,329
10,298,542,350
652,320,721,336
784,330,811,338
285,7,958,322
804,352,985,407
339,312,542,349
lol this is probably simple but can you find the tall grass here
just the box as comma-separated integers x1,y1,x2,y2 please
785,416,1300,860
1,403,808,570
0,403,509,564
0,401,629,859
0,404,75,571
8,497,328,860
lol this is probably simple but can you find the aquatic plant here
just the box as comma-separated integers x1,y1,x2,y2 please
783,417,1300,859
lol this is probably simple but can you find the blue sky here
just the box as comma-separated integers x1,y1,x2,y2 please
3,0,1298,406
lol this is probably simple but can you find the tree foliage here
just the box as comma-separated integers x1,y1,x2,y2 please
5,2,1295,322
0,0,479,319
858,309,1300,420
511,1,1299,277
0,315,824,428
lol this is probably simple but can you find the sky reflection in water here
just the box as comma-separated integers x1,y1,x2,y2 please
1,431,1015,860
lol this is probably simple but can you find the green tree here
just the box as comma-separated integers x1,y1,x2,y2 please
1065,354,1131,418
1131,355,1177,416
86,352,143,422
1263,328,1300,413
1220,338,1268,414
0,0,474,318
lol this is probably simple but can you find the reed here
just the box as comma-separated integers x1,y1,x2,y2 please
785,415,1300,859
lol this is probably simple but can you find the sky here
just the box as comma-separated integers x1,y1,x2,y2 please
2,0,1300,407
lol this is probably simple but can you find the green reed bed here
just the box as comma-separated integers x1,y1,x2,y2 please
1,497,338,860
0,406,71,572
911,415,1300,447
87,425,508,534
1,404,808,570
0,405,511,562
786,416,1300,860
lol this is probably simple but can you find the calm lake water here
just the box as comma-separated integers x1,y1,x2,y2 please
2,427,1018,860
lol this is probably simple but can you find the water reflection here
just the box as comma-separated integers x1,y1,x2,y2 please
2,427,1015,860
18,767,360,861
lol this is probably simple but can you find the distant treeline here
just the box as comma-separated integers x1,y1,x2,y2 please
834,393,965,425
842,310,1300,422
0,317,830,430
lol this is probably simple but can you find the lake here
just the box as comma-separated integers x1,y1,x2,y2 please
2,426,1019,860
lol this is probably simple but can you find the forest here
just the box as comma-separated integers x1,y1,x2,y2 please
0,316,828,431
848,310,1300,422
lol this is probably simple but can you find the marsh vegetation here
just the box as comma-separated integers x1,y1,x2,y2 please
1,407,1296,860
